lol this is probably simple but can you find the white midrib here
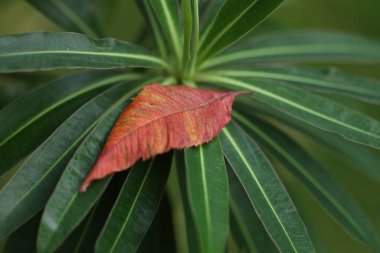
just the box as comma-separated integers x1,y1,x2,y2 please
235,113,369,242
222,128,299,252
200,1,257,59
203,75,380,141
159,0,181,60
201,44,380,68
0,50,165,66
199,145,213,253
219,70,379,96
107,161,154,253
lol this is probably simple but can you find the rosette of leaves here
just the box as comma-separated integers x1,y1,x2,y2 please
1,0,380,253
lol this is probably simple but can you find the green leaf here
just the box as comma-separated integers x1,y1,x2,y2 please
198,0,284,62
200,74,380,149
0,71,140,176
149,0,182,63
228,166,277,253
27,0,102,37
66,174,128,253
0,32,167,73
235,97,380,182
95,154,172,253
137,195,176,253
167,151,200,253
235,113,380,252
137,0,168,59
199,0,227,32
218,68,380,104
37,83,142,253
184,138,229,253
201,31,380,69
220,122,315,253
0,82,139,240
2,213,41,253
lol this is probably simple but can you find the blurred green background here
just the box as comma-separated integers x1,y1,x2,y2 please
0,0,379,252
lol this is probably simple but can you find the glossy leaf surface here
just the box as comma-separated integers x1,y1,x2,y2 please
199,0,284,62
202,31,380,68
219,68,380,103
0,32,166,73
81,84,246,191
220,122,315,253
0,71,139,176
95,155,172,253
185,138,228,253
235,113,380,252
37,83,142,253
201,75,380,149
0,83,134,240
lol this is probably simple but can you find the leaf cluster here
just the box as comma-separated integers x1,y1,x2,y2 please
1,0,380,253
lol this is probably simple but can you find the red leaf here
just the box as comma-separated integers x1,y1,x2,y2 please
80,83,248,192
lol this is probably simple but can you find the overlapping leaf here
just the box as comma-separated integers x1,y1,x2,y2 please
0,82,138,240
199,0,284,62
218,68,380,103
220,122,315,253
198,75,380,149
81,84,247,191
201,31,380,69
95,155,172,253
27,0,102,37
0,32,166,73
185,138,228,253
235,113,380,251
37,83,142,253
0,71,140,176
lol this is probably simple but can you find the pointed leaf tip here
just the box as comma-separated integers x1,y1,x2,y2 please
80,83,248,192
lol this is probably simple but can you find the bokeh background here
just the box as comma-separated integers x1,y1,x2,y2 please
0,0,379,252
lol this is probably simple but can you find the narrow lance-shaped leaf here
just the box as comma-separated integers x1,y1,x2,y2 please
136,0,168,59
27,0,102,37
199,74,380,149
220,121,315,253
218,68,380,104
0,82,138,240
235,97,380,182
0,71,140,176
81,84,248,191
198,0,284,62
0,32,167,73
37,83,143,253
235,113,380,252
149,0,182,62
95,154,172,253
168,151,201,253
228,166,278,253
185,138,229,253
201,31,380,69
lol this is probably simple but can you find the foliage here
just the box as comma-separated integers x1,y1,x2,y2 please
0,0,380,252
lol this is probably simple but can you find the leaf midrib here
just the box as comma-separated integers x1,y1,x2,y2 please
201,44,380,68
106,161,154,253
0,73,139,147
199,145,213,253
203,75,380,143
0,87,138,223
200,1,257,60
49,0,98,38
102,92,237,158
234,113,369,243
219,70,379,96
0,50,165,66
222,127,298,252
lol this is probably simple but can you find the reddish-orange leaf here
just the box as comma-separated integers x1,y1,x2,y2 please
80,83,248,192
